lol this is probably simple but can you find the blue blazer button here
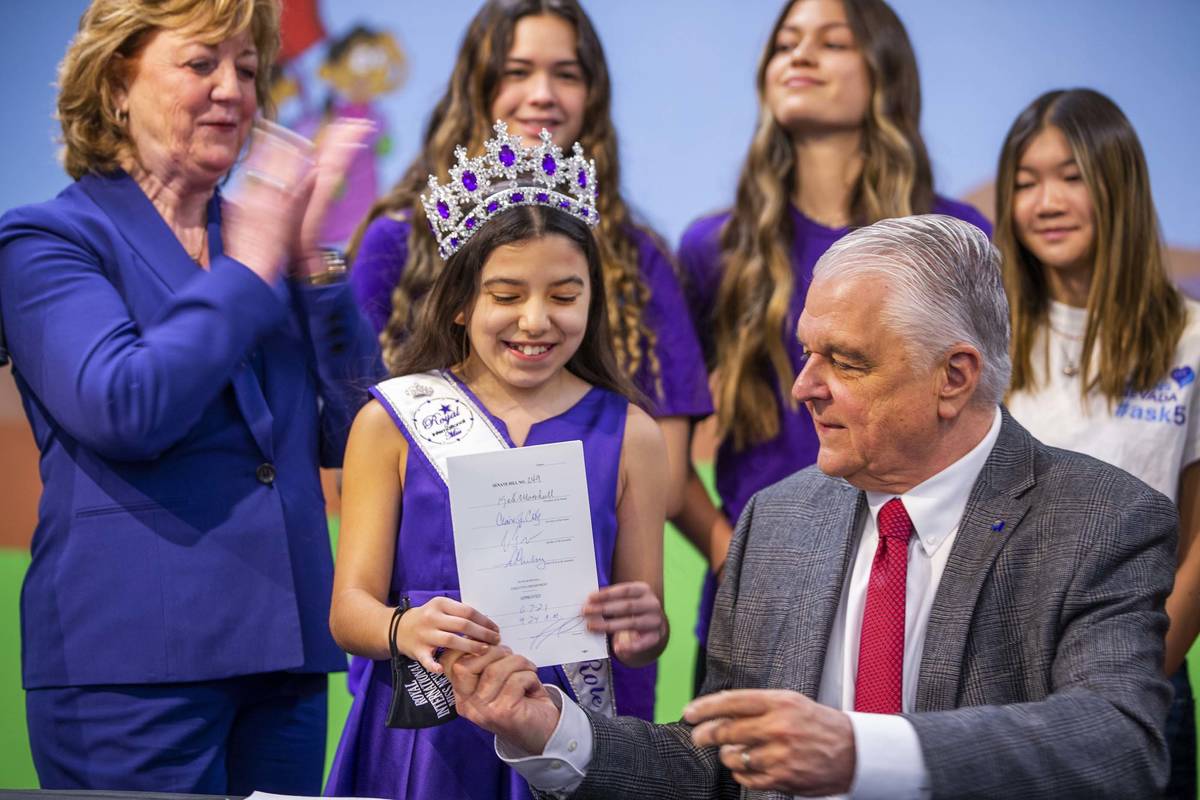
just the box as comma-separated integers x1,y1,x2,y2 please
256,463,277,485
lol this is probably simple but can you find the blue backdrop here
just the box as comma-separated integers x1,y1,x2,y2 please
5,0,1199,251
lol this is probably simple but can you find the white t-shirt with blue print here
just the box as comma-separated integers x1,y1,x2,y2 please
1007,298,1200,502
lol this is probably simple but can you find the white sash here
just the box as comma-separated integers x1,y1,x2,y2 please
374,370,509,483
374,369,617,718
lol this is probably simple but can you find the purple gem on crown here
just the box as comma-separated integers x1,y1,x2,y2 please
511,191,525,203
499,145,516,167
462,171,478,192
578,170,587,188
535,192,549,203
579,208,588,218
487,201,500,213
436,200,450,219
559,201,570,210
465,218,476,230
450,237,459,248
542,154,557,175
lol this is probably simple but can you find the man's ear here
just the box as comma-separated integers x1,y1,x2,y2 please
937,345,983,419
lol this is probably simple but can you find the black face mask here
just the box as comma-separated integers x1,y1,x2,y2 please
385,598,459,728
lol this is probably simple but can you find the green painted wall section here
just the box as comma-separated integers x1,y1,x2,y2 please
0,548,35,788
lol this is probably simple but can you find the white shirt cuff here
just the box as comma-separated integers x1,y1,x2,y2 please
845,712,931,800
494,684,593,796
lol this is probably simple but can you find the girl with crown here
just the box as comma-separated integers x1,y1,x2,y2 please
325,126,669,800
999,88,1200,799
347,3,713,661
675,0,992,691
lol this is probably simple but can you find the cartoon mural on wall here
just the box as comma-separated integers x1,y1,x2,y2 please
270,2,408,246
265,3,408,245
307,26,407,244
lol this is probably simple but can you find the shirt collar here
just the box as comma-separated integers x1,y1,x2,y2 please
866,407,1003,557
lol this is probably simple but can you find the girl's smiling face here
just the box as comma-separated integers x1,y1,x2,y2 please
1011,124,1097,286
459,233,591,395
763,0,871,133
489,14,587,148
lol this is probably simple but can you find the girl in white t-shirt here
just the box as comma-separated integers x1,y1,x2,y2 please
999,88,1198,798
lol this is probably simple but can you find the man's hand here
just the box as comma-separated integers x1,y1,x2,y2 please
685,689,856,796
443,646,562,755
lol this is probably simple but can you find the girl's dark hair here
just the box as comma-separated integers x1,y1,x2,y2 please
391,205,643,406
997,88,1183,404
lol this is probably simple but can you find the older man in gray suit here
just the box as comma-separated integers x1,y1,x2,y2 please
444,215,1175,799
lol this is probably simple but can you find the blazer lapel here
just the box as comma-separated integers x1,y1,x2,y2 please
914,411,1035,711
792,485,864,699
79,170,203,293
83,173,277,460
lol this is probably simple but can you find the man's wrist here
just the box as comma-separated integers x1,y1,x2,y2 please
495,685,591,795
845,711,930,799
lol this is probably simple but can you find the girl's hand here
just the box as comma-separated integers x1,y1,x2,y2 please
395,597,501,674
582,581,668,665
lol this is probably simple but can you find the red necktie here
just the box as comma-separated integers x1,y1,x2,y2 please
854,497,914,714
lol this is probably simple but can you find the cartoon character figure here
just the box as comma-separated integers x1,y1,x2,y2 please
310,25,407,244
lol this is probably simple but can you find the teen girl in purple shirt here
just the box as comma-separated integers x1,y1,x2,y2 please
675,0,990,686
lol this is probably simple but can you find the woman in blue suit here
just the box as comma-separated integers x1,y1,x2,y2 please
0,0,379,793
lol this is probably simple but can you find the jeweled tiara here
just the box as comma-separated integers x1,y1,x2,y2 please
421,120,598,259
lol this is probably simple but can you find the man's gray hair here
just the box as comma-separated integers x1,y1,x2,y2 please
813,214,1011,406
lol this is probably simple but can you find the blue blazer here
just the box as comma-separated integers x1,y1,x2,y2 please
0,171,382,688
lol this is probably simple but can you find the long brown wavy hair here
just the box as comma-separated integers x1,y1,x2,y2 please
356,0,658,395
392,204,640,406
998,88,1184,404
712,0,934,449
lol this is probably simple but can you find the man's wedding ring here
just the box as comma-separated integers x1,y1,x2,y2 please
740,748,753,771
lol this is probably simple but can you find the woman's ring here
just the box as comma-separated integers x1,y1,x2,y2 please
244,168,288,191
740,748,753,771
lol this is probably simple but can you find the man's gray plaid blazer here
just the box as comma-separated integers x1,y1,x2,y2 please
571,412,1176,799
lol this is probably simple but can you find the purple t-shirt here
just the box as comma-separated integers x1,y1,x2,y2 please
679,198,992,525
350,214,713,419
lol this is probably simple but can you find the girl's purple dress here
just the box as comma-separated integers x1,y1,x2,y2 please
345,215,712,712
326,377,651,800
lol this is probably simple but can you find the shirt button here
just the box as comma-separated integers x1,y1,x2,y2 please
567,740,578,752
256,463,276,485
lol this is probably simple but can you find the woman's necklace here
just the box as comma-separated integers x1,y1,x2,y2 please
188,227,208,264
1050,323,1084,378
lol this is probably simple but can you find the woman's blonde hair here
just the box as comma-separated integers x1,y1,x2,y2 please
350,0,660,399
711,0,935,449
997,88,1184,404
57,0,280,179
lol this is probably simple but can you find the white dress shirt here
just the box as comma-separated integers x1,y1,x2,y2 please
499,407,1004,800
